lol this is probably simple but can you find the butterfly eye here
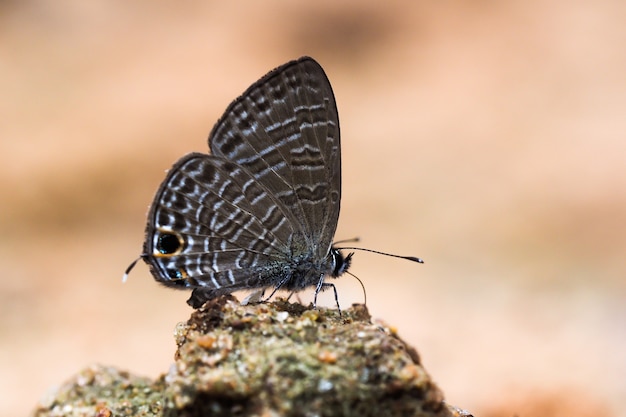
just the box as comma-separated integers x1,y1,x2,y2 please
155,231,184,256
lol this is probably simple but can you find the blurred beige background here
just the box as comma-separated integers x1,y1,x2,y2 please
1,2,625,416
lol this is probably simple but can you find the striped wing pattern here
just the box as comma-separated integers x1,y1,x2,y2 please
142,57,342,306
209,58,341,256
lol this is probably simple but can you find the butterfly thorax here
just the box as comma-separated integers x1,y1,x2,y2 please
275,246,351,292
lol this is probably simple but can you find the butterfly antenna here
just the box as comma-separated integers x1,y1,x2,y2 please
122,255,144,283
333,237,361,245
336,247,424,264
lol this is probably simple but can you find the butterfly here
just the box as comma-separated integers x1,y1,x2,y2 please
124,57,422,309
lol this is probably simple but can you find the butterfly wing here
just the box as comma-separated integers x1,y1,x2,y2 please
209,57,341,259
143,153,298,294
142,57,342,306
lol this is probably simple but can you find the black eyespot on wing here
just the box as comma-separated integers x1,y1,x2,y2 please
167,269,188,287
157,232,182,254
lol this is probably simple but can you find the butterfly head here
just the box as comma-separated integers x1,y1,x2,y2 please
330,247,353,278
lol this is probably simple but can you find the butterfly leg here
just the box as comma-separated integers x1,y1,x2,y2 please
282,291,292,301
263,286,281,302
263,273,294,303
313,277,342,316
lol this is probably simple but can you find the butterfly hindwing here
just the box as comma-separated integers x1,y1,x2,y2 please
144,154,297,289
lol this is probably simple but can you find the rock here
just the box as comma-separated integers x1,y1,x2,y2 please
32,295,473,417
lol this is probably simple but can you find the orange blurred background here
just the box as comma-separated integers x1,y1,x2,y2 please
1,2,624,416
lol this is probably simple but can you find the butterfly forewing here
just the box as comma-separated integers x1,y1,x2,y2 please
142,57,343,306
209,58,341,258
